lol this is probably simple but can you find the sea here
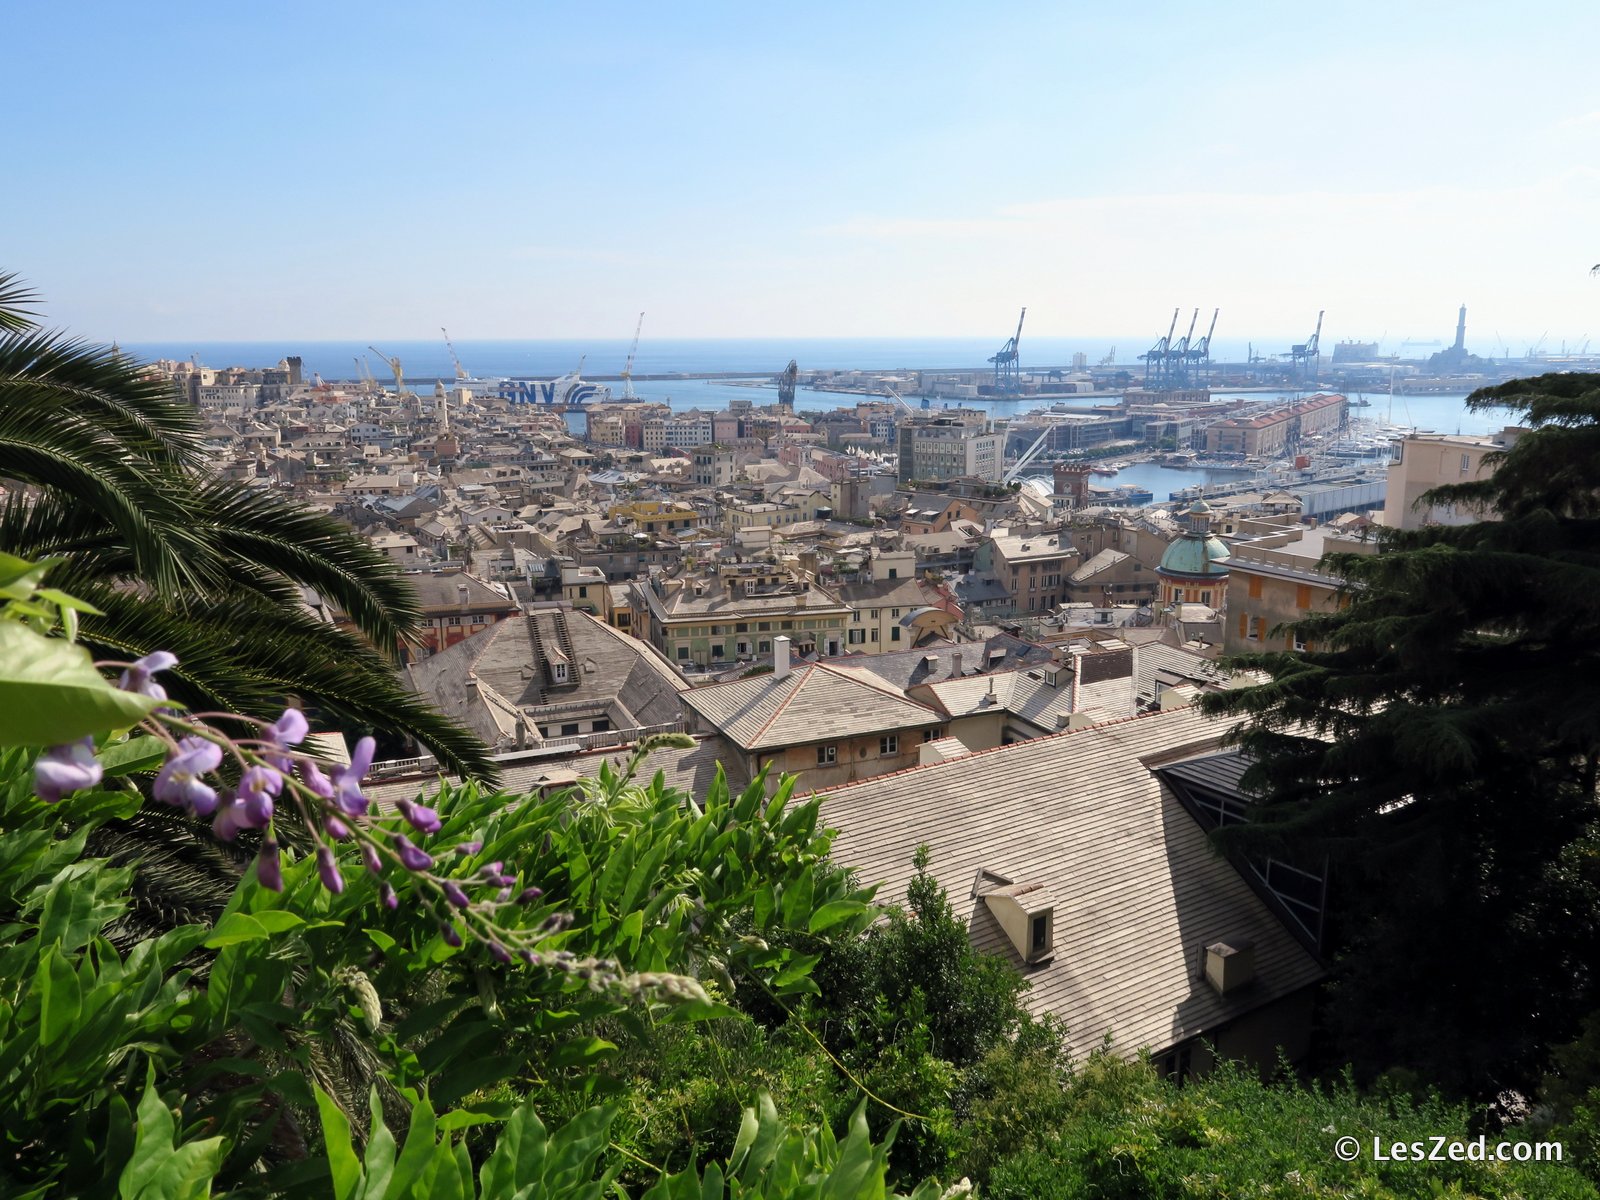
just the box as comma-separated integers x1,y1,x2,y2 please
123,338,1509,502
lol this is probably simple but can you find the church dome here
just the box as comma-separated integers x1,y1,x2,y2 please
1158,529,1231,578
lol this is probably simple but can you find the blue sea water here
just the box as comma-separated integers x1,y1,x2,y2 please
121,338,1505,441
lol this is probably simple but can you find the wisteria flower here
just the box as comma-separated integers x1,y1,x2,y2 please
442,881,470,909
393,833,433,872
329,736,375,816
297,758,334,799
361,843,383,874
237,765,280,826
396,797,441,834
262,707,308,770
34,738,103,803
213,796,248,841
317,847,345,894
153,736,222,814
257,839,283,891
119,651,177,700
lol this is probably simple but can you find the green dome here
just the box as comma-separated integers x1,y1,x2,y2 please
1158,530,1231,578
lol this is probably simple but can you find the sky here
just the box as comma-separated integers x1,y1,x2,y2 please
5,0,1600,348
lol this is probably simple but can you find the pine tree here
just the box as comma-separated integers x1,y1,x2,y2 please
1203,373,1600,1099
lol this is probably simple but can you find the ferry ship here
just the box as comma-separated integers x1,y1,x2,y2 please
456,369,613,407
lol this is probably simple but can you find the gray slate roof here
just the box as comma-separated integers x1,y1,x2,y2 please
813,705,1325,1062
406,609,686,749
683,662,942,750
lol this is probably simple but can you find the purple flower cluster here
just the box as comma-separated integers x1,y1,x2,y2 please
32,648,573,967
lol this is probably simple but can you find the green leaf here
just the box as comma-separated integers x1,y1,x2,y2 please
120,1067,175,1199
245,909,305,934
36,944,82,1047
0,621,160,745
779,867,815,929
96,736,169,777
478,1098,547,1199
203,912,269,948
314,1085,361,1200
807,899,867,935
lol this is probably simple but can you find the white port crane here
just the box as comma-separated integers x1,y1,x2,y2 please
440,327,469,382
620,312,643,400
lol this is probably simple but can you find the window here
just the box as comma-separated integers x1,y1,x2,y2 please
890,628,901,642
560,723,579,736
448,617,461,626
852,610,862,622
879,735,898,756
1461,453,1472,475
816,745,837,765
737,640,751,656
552,662,568,683
759,640,770,652
736,622,749,633
888,567,898,579
712,644,725,659
676,646,689,660
578,586,587,598
758,621,771,631
471,613,485,623
891,609,901,619
1030,914,1049,952
593,717,610,732
1247,617,1262,641
870,628,879,641
1201,591,1212,605
1247,575,1262,599
1293,633,1309,652
1295,584,1312,609
848,629,865,645
923,728,939,741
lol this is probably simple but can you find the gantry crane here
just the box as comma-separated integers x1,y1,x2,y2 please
441,327,469,382
1141,309,1179,388
620,312,644,400
1185,309,1219,384
989,307,1026,394
1288,312,1324,381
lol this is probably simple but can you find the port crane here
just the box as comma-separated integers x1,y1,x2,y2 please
440,327,469,382
1288,311,1323,381
1185,308,1219,383
620,312,644,400
989,307,1026,394
1141,309,1179,388
368,347,406,400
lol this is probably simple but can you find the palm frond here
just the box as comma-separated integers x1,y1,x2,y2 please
0,272,39,333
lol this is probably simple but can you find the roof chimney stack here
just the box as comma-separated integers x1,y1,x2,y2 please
773,635,791,680
457,583,470,611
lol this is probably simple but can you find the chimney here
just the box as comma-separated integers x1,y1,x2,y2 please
773,635,791,679
951,651,963,677
457,583,470,611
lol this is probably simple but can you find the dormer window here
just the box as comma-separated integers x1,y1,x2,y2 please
552,662,568,683
1031,913,1050,954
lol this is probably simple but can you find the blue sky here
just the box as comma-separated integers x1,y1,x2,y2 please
6,0,1599,347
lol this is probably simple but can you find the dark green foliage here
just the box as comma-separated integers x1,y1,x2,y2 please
1202,374,1600,1098
985,1054,1595,1200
